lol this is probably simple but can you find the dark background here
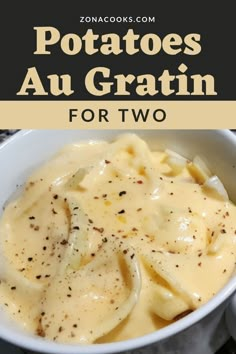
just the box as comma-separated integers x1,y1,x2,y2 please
0,3,235,100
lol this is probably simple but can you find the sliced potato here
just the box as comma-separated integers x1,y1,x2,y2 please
187,156,211,184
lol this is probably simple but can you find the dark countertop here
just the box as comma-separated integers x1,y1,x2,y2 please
0,130,19,142
0,130,235,354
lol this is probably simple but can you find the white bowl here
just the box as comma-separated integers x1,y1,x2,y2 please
0,130,236,354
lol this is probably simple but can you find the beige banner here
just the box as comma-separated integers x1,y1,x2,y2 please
0,101,235,129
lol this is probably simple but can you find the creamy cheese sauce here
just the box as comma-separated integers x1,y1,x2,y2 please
0,134,236,344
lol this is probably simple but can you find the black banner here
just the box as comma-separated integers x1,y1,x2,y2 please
0,3,234,100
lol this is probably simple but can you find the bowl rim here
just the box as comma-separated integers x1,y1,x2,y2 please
0,129,236,354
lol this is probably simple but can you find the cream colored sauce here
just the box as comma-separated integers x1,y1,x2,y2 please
0,134,236,344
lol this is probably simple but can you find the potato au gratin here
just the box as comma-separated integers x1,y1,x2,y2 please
0,134,236,344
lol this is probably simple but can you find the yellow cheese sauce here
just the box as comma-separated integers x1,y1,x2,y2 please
0,134,236,344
